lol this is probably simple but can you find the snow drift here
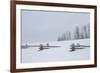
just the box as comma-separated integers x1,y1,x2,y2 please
22,39,90,63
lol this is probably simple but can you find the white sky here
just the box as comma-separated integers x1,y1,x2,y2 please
21,9,90,43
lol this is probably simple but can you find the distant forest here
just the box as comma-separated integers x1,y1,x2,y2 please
57,24,90,41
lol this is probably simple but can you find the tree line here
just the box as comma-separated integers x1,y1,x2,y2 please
57,24,90,41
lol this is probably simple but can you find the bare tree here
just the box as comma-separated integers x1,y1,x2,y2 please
80,29,84,39
83,25,88,38
57,23,90,41
63,33,66,40
57,33,66,41
87,24,90,38
68,32,71,40
74,26,80,39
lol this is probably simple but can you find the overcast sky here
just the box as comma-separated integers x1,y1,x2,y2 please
21,9,90,43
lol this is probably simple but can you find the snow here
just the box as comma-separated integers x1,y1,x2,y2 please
22,39,90,63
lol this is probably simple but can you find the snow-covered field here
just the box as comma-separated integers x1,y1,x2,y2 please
22,39,90,63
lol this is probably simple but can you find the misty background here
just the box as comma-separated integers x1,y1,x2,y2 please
21,9,90,43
